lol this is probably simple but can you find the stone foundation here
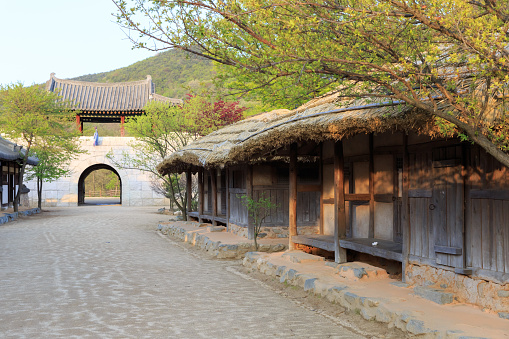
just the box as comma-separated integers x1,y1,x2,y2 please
406,263,509,315
0,208,41,225
158,222,286,259
228,223,318,239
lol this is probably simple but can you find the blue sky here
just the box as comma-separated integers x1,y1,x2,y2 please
0,0,156,86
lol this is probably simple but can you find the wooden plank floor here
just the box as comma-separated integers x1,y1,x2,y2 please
293,235,403,262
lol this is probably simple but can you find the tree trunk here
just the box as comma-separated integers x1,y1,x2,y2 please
13,166,23,213
167,173,186,218
37,177,42,209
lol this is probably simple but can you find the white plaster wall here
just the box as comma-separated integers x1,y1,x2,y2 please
25,136,170,207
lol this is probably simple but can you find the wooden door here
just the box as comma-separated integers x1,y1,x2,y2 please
432,146,464,268
220,170,227,215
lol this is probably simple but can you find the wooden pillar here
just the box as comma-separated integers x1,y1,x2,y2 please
211,169,218,226
226,169,230,232
198,169,204,223
186,169,192,221
319,143,324,235
369,133,375,238
401,134,410,282
246,165,254,239
76,115,82,133
120,115,125,137
334,140,347,263
289,143,298,250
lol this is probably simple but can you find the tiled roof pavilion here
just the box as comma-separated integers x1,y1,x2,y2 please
46,73,182,130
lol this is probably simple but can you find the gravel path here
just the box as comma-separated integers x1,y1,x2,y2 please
0,206,364,338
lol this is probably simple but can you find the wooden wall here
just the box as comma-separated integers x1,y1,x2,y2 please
408,149,434,261
406,138,509,279
227,164,321,228
466,146,509,277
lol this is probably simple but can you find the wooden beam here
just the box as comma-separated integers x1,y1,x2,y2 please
369,133,375,239
402,134,410,282
297,184,321,192
186,170,192,221
434,245,463,255
334,140,347,263
345,193,370,201
246,165,254,239
289,143,298,250
211,169,218,226
198,169,204,223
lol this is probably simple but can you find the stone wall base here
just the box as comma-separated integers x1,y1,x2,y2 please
228,223,318,239
158,222,286,259
406,263,509,314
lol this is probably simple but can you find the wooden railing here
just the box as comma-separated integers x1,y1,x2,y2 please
85,189,120,197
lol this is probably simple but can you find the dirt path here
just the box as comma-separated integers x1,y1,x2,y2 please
0,206,406,338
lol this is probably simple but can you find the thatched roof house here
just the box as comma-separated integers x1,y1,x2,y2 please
157,92,509,312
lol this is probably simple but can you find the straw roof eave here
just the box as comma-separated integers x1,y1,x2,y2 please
157,98,440,175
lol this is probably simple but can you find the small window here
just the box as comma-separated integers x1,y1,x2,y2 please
298,164,320,184
276,167,289,184
232,170,245,189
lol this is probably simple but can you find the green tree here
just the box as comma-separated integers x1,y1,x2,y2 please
0,83,76,211
241,193,278,250
114,0,509,167
105,171,120,193
107,96,244,217
107,100,202,218
25,138,84,209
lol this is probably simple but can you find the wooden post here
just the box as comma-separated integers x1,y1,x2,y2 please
120,115,125,137
246,165,254,239
369,133,375,239
198,169,204,223
289,143,298,250
211,169,218,226
334,140,347,263
76,115,82,133
186,169,192,221
226,169,230,232
319,143,324,235
401,134,410,282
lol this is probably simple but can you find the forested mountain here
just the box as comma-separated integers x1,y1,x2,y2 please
72,49,215,100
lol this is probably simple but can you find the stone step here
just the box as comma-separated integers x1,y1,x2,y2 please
281,251,325,263
207,226,226,232
413,286,454,305
326,261,389,281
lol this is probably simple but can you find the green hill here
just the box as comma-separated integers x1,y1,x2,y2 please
72,49,215,100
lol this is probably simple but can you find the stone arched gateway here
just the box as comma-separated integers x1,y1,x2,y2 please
77,164,122,205
26,74,178,208
25,137,169,207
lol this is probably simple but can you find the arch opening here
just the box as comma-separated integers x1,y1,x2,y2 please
78,164,122,206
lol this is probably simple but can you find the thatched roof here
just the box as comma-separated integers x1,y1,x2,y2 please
157,95,435,175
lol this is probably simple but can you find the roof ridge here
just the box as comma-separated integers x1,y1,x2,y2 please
48,73,154,91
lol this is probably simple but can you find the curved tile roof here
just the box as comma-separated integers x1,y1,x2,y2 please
0,137,38,166
46,73,182,112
